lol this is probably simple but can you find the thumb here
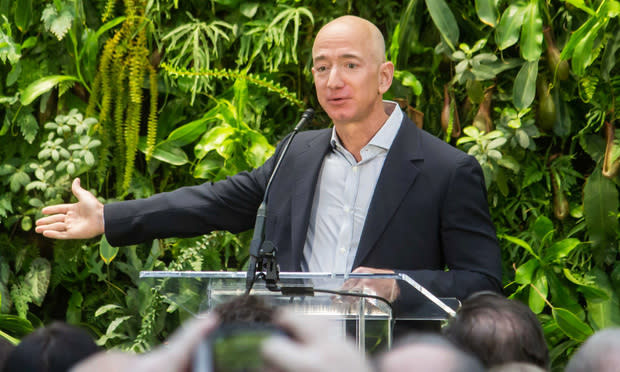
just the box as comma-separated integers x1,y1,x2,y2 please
71,178,90,201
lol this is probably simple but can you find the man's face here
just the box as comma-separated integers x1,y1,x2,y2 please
311,22,391,126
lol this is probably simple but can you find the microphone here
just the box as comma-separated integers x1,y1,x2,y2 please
245,108,315,293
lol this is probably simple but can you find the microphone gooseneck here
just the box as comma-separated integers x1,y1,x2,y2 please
245,108,315,294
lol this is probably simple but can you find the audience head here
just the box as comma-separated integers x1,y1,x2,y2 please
3,321,99,372
376,332,485,372
564,327,620,372
489,362,547,372
213,294,275,324
442,291,549,369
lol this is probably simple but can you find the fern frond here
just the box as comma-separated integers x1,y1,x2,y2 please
101,0,117,22
161,64,304,108
145,63,158,161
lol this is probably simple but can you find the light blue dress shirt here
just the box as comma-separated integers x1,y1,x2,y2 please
301,101,403,274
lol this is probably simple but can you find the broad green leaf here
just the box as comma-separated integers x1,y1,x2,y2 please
520,1,543,61
138,135,189,166
532,215,554,243
515,258,540,284
23,258,51,307
495,2,527,50
583,169,619,264
552,307,593,341
529,268,548,314
585,268,620,330
21,75,78,105
240,3,259,18
14,0,32,32
560,16,598,61
498,234,539,259
94,16,126,39
544,238,580,262
99,235,119,265
476,0,499,27
571,21,605,76
601,27,620,81
424,0,459,51
165,116,211,146
565,0,596,15
20,216,31,231
150,142,188,166
193,154,224,179
0,314,33,338
195,126,236,159
95,304,123,317
66,291,83,324
233,79,248,121
244,131,274,168
513,61,538,109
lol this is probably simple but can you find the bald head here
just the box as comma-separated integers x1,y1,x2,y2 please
313,16,386,64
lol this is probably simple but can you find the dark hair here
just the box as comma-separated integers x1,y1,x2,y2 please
442,291,549,369
564,328,620,372
213,295,275,324
2,322,99,372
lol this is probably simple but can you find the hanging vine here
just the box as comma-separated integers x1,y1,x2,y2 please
87,0,158,196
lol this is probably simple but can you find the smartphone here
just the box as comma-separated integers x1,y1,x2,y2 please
193,322,286,372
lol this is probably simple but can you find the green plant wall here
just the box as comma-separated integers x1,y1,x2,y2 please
0,0,618,369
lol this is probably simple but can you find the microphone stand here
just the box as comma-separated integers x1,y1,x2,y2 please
245,108,315,294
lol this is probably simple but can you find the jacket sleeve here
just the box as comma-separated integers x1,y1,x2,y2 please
103,144,284,247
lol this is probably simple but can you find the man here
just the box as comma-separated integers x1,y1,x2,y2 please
35,16,502,315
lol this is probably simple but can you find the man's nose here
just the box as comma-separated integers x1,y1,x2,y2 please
326,67,344,89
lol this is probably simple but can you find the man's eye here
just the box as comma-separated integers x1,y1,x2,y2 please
347,63,356,69
316,66,327,72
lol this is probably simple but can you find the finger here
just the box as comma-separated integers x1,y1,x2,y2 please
72,178,91,202
35,214,66,227
341,278,359,291
42,230,71,240
41,204,72,215
352,266,372,274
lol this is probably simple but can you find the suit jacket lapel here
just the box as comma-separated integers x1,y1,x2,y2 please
289,130,332,270
353,117,424,268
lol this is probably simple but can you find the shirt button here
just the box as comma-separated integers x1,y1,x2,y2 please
343,206,350,212
339,247,346,254
352,166,358,172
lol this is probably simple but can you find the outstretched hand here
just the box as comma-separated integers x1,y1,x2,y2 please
35,178,105,240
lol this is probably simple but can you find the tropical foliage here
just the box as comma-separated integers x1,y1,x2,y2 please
0,0,618,369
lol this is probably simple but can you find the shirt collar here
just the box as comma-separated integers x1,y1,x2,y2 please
330,100,403,151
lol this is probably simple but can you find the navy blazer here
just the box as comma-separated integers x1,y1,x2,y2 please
105,115,503,313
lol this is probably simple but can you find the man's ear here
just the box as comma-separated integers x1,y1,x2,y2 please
378,61,394,94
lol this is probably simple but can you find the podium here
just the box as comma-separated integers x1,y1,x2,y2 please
139,271,459,352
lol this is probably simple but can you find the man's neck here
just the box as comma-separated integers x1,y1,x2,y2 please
334,102,392,162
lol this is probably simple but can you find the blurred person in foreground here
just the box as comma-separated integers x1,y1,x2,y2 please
375,332,485,372
442,291,549,370
564,327,620,372
3,321,99,372
71,308,370,372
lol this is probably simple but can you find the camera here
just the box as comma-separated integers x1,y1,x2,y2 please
193,322,286,372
